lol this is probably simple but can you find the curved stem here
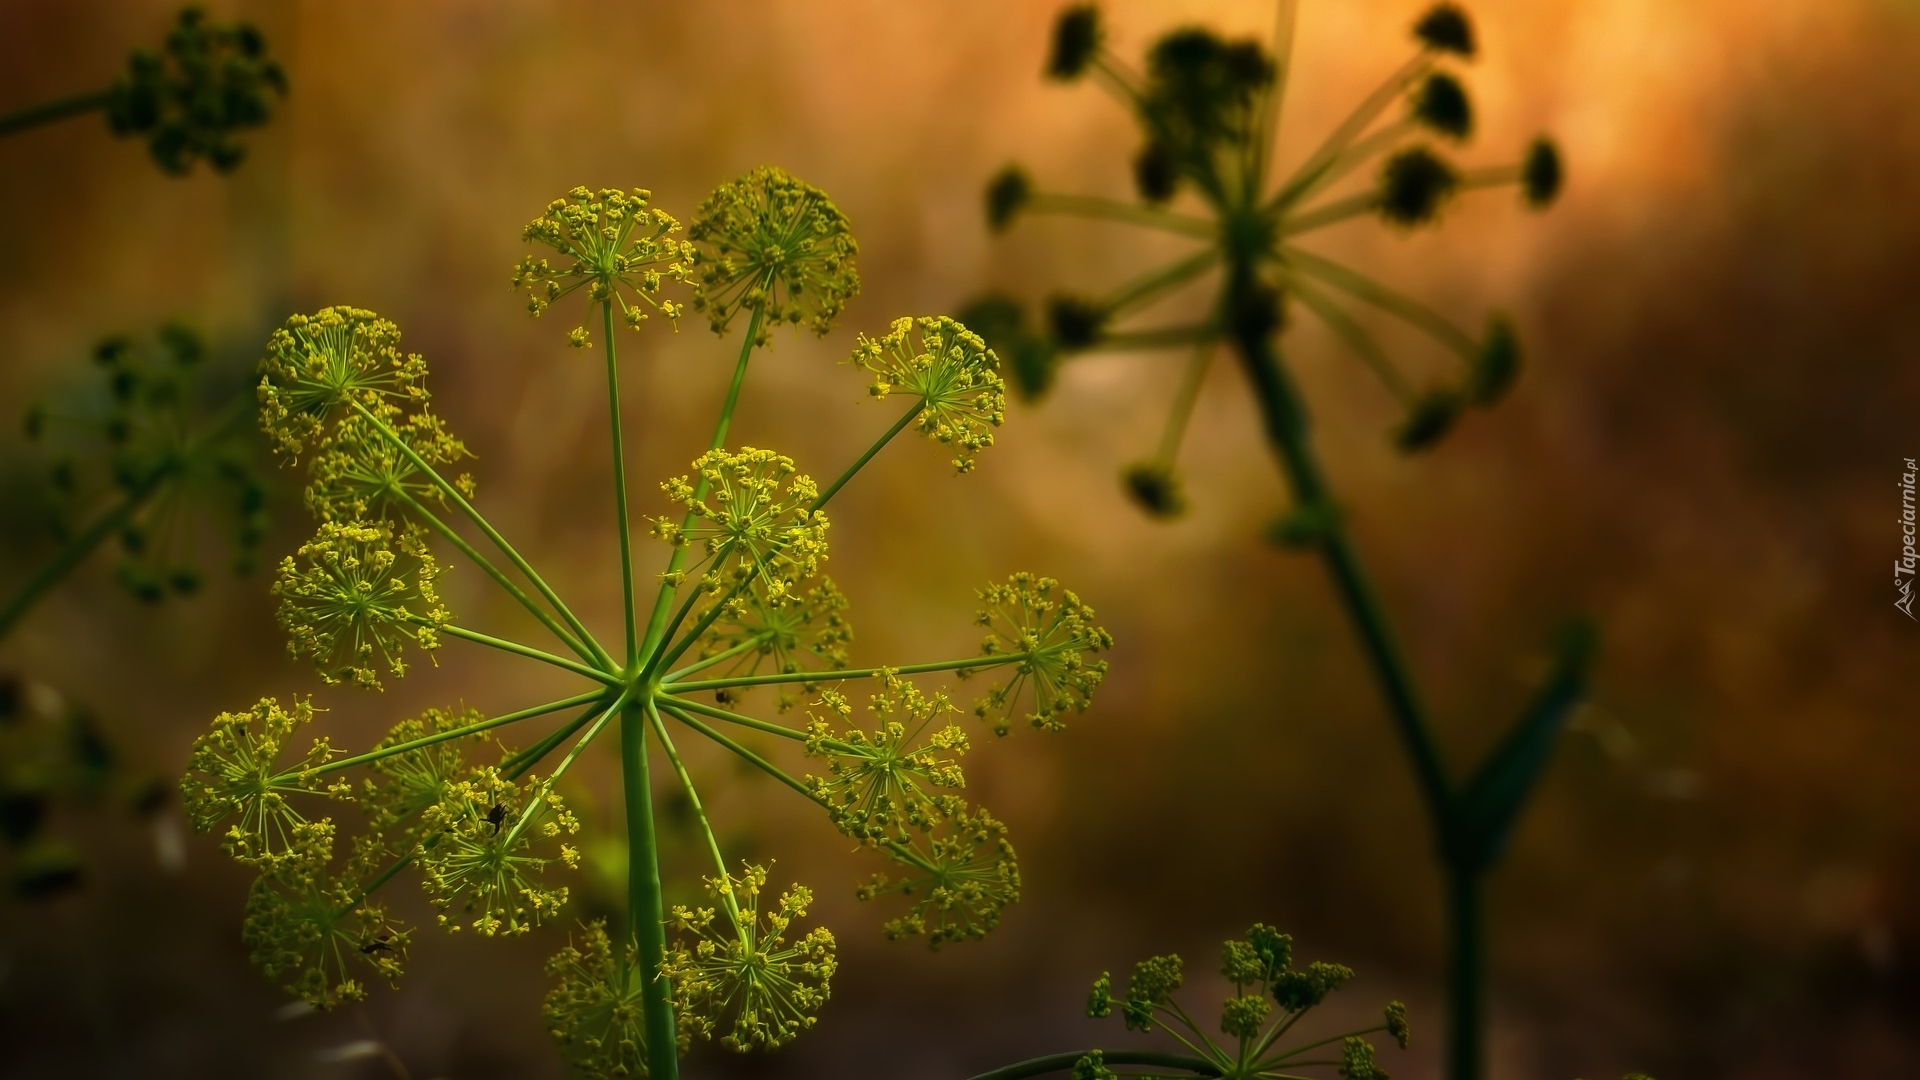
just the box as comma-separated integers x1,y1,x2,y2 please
619,698,678,1079
964,1049,1221,1080
0,89,110,139
0,466,170,642
437,624,621,686
602,300,640,665
350,400,612,668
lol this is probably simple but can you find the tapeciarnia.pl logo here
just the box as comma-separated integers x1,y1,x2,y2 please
1899,457,1917,620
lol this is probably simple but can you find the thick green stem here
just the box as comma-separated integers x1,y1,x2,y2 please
0,89,110,139
0,467,169,642
1446,868,1484,1080
619,700,677,1079
603,301,640,665
1227,272,1453,823
964,1049,1221,1080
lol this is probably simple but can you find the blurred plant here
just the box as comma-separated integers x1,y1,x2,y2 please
1,323,267,642
970,924,1408,1080
180,174,1112,1078
972,4,1589,1078
0,672,177,902
0,5,285,175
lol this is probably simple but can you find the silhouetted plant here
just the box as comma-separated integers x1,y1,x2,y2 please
968,4,1588,1078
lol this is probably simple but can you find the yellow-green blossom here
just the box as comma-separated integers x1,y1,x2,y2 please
850,315,1007,473
971,572,1114,734
514,186,694,346
663,863,837,1051
273,521,450,690
179,696,351,866
652,447,829,597
804,675,969,842
241,820,408,1010
857,801,1019,949
689,166,860,342
257,307,428,459
700,576,852,711
416,768,580,936
543,920,656,1077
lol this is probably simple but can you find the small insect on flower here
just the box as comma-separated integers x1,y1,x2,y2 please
858,801,1020,949
849,315,1008,474
804,674,970,843
179,696,351,867
689,166,860,342
415,768,580,937
543,920,655,1077
971,572,1114,735
663,863,838,1052
652,447,830,598
514,187,694,346
242,820,409,1010
273,520,450,691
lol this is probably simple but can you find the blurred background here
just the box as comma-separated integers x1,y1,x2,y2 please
1,1,1917,1077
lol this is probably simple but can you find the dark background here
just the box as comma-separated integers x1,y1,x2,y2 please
1,1,1916,1077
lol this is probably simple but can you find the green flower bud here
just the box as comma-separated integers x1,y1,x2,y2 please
1523,136,1563,208
1412,72,1473,141
1413,3,1476,58
1378,146,1459,227
1048,6,1104,81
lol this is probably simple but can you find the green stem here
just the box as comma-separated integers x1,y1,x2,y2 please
963,1049,1221,1080
603,300,640,666
394,490,601,667
0,89,110,139
1280,192,1379,237
657,694,805,742
1280,245,1477,358
0,465,171,642
295,691,607,778
437,624,621,685
647,702,741,923
810,400,925,511
1080,323,1219,354
503,691,626,845
660,632,771,683
1446,867,1484,1080
502,704,605,780
1027,193,1216,239
619,699,678,1079
638,303,769,662
1155,342,1215,463
1102,249,1223,318
663,652,1012,694
661,705,812,799
1271,54,1430,211
351,400,612,668
1285,276,1415,404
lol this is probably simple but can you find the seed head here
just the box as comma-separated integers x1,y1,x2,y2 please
1122,461,1188,519
1048,6,1104,80
1411,72,1473,141
106,7,287,175
1523,136,1563,208
1378,146,1459,227
1413,3,1476,58
985,166,1033,232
